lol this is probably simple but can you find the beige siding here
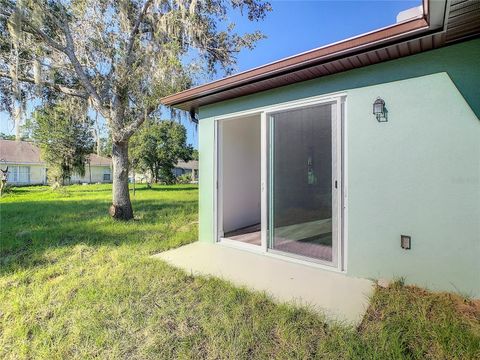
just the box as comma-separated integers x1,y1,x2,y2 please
71,165,112,183
30,165,46,184
6,163,46,185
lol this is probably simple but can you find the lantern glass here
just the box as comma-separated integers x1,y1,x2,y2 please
373,97,387,122
373,98,385,115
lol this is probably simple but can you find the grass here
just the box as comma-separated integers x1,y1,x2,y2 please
1,184,479,359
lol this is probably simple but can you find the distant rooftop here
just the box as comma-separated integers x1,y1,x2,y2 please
176,160,198,170
88,153,112,167
0,140,44,164
0,140,112,166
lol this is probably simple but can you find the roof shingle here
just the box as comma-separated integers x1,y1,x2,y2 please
0,140,44,164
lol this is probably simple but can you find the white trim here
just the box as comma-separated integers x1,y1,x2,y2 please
332,100,342,269
431,0,449,30
212,92,348,273
216,240,345,274
260,112,268,251
341,97,349,272
213,120,220,240
213,92,347,122
214,110,263,122
219,237,263,254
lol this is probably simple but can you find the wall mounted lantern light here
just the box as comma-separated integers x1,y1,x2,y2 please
373,97,388,122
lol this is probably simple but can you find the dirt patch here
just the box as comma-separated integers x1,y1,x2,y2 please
453,296,480,322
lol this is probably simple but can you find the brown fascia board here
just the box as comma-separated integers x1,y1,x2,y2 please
161,1,434,111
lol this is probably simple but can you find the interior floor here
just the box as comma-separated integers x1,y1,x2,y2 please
224,223,261,246
223,219,333,261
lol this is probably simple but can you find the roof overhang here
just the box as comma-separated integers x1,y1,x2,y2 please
161,0,479,112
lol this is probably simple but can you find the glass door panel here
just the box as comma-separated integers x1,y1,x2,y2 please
268,103,337,265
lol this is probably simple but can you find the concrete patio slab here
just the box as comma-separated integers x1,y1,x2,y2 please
153,242,374,324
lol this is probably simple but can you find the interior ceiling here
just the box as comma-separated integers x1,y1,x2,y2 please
161,0,480,112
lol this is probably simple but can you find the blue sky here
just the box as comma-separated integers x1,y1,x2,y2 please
1,0,420,147
230,0,420,72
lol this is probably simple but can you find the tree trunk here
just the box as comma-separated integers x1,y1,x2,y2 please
94,111,101,155
88,161,92,183
14,109,21,141
110,140,134,220
154,164,159,183
13,101,22,141
149,165,154,186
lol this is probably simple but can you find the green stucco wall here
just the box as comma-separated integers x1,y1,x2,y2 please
198,117,215,245
197,39,480,296
346,73,479,296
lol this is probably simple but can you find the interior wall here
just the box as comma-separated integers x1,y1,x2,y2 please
221,115,261,233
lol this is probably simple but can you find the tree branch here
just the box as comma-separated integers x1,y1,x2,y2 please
110,0,154,139
125,0,154,67
117,102,157,142
18,17,66,53
3,4,108,114
57,12,108,117
0,71,88,98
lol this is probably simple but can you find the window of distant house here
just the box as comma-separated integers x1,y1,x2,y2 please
103,169,111,181
8,166,30,183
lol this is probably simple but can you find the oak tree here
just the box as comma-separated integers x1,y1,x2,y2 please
0,0,271,219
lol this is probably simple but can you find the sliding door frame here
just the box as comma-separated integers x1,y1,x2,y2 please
265,98,343,269
214,93,347,272
215,112,265,253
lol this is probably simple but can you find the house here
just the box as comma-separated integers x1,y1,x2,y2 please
0,140,112,185
0,140,47,185
130,160,198,183
173,160,199,182
158,0,480,321
68,154,112,184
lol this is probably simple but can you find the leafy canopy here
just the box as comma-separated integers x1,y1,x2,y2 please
32,99,94,184
0,0,272,142
130,120,193,184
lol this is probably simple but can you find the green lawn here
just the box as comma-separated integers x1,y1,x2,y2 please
1,184,479,359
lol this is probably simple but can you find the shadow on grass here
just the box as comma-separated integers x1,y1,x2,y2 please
3,186,50,195
57,187,113,193
0,197,198,275
131,185,198,192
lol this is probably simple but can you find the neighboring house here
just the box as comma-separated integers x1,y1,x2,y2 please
132,160,199,183
0,140,112,185
173,160,199,182
0,140,47,185
160,0,480,310
68,154,112,184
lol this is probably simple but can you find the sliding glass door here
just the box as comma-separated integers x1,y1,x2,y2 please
268,102,340,266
